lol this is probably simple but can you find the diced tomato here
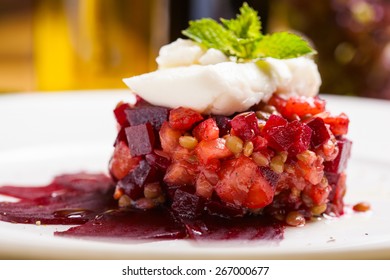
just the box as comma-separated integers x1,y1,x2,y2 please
163,160,197,186
192,118,219,141
159,121,182,154
269,94,326,119
215,156,274,209
284,96,326,118
109,141,142,180
303,184,331,206
169,107,203,130
323,113,349,136
195,138,233,164
195,172,214,199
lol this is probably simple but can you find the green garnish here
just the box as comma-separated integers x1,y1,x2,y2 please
182,3,316,61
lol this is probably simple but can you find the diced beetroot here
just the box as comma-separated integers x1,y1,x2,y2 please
159,122,182,154
193,118,219,141
109,141,142,180
306,117,331,148
171,189,204,219
125,106,169,130
262,114,288,135
213,115,231,136
230,112,260,141
287,121,312,155
195,138,233,164
145,151,171,171
323,113,349,136
169,107,203,130
263,119,312,155
252,135,268,151
324,138,352,173
116,160,156,200
126,123,155,157
114,102,131,126
263,125,291,152
215,156,274,209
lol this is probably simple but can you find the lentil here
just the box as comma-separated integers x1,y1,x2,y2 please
144,182,162,199
310,204,327,216
285,211,306,227
243,141,254,157
179,136,198,149
270,155,284,174
225,135,244,154
353,202,371,212
118,194,132,208
252,152,269,167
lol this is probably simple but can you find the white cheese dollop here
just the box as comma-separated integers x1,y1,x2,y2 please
123,39,321,115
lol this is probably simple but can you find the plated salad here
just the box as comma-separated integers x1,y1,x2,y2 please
0,4,356,240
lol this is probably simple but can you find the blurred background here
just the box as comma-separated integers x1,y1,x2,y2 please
1,0,390,99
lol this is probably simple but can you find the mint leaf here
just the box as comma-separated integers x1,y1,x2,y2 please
255,32,316,59
182,18,235,55
221,2,261,39
182,2,316,60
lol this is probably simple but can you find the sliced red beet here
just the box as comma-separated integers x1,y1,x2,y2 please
231,111,260,141
324,138,352,173
55,208,187,240
0,173,115,224
125,106,169,130
183,215,284,241
115,160,156,200
306,117,331,148
125,123,155,157
169,107,203,130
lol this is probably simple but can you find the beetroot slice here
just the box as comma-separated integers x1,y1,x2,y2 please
0,173,115,224
183,215,284,241
55,208,187,240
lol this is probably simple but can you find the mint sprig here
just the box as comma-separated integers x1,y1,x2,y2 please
182,2,316,60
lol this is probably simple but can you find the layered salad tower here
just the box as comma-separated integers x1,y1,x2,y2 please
109,4,351,227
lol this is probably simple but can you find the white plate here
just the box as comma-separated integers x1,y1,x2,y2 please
0,90,389,259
